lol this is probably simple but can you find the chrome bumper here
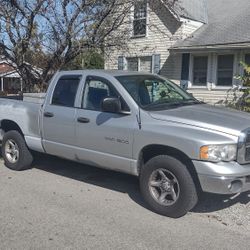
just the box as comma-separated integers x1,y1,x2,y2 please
193,160,250,194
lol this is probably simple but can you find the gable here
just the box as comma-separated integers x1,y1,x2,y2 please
0,62,14,75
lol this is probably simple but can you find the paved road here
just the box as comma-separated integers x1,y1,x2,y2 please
0,155,249,250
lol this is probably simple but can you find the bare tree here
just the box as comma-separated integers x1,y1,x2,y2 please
0,0,179,91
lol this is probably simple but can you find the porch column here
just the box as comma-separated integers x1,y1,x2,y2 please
1,77,3,91
20,78,23,92
210,53,217,89
207,53,214,90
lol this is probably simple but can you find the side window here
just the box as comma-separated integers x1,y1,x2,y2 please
52,76,81,107
82,76,129,112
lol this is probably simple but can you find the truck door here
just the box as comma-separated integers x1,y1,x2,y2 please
75,75,137,174
42,75,81,160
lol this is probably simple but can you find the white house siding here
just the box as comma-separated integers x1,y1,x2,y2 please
181,18,204,38
105,3,203,84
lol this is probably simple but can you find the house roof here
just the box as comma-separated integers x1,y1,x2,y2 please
0,61,15,75
176,0,208,23
165,0,208,23
172,0,250,50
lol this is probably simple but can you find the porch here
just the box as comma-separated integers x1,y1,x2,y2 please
176,47,250,104
0,71,23,94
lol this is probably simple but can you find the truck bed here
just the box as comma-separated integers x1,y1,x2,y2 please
0,98,41,141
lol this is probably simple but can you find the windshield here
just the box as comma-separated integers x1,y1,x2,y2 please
116,75,201,110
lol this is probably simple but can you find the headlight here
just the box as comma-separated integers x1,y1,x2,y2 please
200,144,237,162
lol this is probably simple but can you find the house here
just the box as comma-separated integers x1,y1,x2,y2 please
105,0,250,103
0,58,23,94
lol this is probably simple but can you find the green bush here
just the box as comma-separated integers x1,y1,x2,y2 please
235,62,250,112
219,62,250,112
0,91,7,96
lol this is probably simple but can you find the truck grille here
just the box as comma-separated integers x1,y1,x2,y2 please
245,132,250,162
246,133,250,145
238,129,250,164
245,147,250,162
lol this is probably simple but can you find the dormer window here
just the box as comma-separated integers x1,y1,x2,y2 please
133,1,147,37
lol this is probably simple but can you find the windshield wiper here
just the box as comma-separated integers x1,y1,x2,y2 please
144,99,203,110
181,99,204,105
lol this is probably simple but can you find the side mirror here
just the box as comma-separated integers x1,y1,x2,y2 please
101,97,122,113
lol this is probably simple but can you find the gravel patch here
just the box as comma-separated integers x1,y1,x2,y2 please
193,191,250,232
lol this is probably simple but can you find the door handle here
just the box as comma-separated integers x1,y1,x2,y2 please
44,112,54,118
77,117,90,123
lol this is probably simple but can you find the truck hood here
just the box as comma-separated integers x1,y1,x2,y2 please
149,104,250,136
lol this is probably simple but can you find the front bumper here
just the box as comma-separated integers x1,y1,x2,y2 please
193,160,250,194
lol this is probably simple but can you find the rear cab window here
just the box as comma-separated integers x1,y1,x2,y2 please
51,75,82,107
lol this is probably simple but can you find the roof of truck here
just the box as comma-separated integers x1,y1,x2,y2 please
58,70,155,77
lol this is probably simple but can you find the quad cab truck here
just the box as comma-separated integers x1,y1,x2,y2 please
0,70,250,218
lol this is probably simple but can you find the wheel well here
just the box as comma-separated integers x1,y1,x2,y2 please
0,120,24,136
138,144,202,191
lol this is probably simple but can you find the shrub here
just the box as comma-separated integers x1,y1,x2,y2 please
218,62,250,112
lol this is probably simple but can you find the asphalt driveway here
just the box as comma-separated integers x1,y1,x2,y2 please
0,154,249,250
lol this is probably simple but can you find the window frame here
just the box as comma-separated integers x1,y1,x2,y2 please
245,54,250,65
132,0,148,38
50,75,82,108
192,55,209,87
216,54,235,87
189,53,210,89
244,53,250,77
126,56,153,73
81,75,130,112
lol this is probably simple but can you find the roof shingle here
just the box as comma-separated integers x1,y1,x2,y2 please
173,0,250,49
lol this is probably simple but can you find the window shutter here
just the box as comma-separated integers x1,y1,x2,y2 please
181,53,190,81
180,53,190,90
118,56,125,70
153,54,161,74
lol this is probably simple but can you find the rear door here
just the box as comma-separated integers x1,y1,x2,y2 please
42,75,81,159
75,75,138,174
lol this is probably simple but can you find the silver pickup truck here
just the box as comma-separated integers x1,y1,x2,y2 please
1,70,250,218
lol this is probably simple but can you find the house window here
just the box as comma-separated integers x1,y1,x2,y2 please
244,54,250,76
119,55,160,73
245,54,250,65
127,57,139,71
133,1,147,36
193,56,208,86
140,56,152,72
217,55,234,86
127,56,152,73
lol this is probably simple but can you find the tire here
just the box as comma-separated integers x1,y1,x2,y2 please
140,155,198,218
1,130,33,171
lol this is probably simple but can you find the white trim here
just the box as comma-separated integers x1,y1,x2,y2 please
188,54,192,88
211,53,217,89
138,57,141,71
207,53,213,90
146,1,149,38
180,18,204,29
